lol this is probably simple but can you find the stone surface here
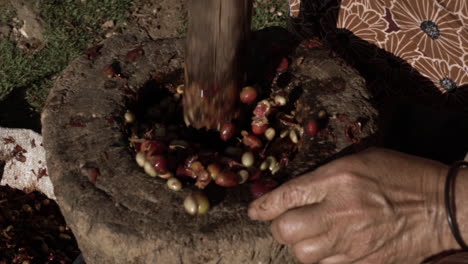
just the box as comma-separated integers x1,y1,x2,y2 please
41,31,378,264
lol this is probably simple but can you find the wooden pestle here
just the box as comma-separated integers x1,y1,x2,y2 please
184,0,253,130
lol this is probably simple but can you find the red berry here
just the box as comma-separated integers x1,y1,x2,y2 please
148,155,168,174
305,119,319,136
220,122,235,141
215,171,239,187
252,123,268,135
133,142,142,152
280,156,290,166
240,86,258,104
251,117,269,135
277,57,289,72
250,179,278,199
253,100,271,118
176,165,196,179
140,140,167,156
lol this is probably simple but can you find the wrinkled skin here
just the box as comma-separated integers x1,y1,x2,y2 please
249,148,466,263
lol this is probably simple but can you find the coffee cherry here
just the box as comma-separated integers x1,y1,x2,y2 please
289,129,299,144
167,177,182,191
143,161,158,177
242,132,262,149
270,162,281,175
241,152,255,167
260,161,269,171
251,117,269,135
266,156,278,171
148,155,168,174
220,122,235,141
184,192,210,215
176,166,195,179
215,170,239,187
264,128,276,141
135,152,146,167
240,86,258,104
295,125,305,137
124,111,136,123
159,171,174,180
253,100,271,118
280,129,289,138
318,110,327,119
184,195,197,215
176,84,184,94
238,170,249,184
190,161,203,172
140,140,167,156
274,95,287,106
207,163,222,180
306,119,319,136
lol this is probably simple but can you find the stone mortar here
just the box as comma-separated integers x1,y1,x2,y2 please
42,32,378,264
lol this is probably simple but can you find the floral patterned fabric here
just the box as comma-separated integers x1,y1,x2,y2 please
289,0,468,94
289,0,301,18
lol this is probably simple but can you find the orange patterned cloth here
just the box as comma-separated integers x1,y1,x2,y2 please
289,0,301,18
289,0,468,93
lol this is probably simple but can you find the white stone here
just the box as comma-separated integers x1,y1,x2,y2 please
0,127,55,199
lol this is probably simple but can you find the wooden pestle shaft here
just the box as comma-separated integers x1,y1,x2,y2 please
184,0,253,129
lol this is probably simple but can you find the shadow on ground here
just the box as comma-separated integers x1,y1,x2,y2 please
0,87,41,132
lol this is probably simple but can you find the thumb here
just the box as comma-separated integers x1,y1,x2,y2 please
248,173,327,221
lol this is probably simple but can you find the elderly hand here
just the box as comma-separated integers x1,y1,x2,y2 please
248,148,456,263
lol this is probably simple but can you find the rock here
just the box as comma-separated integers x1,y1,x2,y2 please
10,0,45,42
41,31,378,264
0,127,55,199
101,20,115,29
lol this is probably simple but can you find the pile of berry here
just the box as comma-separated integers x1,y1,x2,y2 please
125,59,323,215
